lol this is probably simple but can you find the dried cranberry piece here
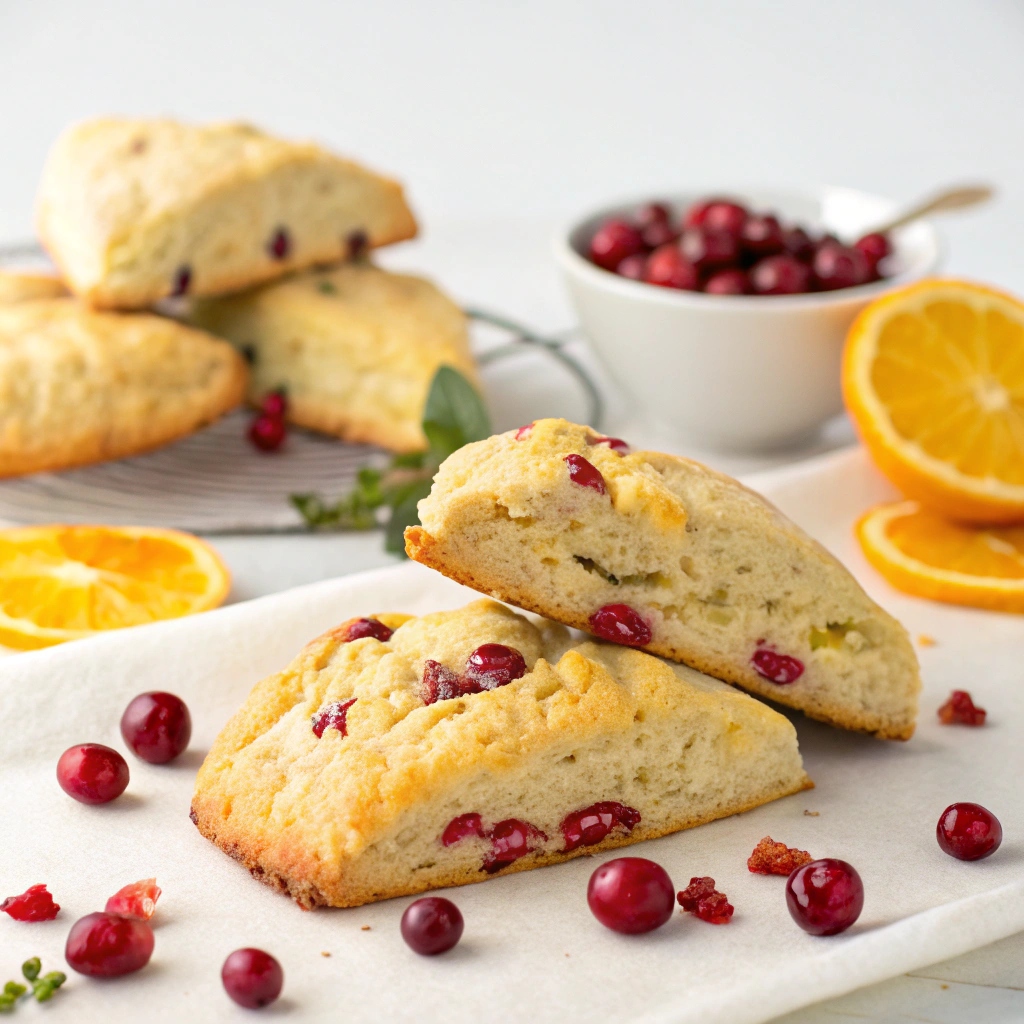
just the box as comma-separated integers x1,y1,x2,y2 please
1,884,60,922
171,265,192,297
751,645,804,684
587,857,675,934
677,876,733,924
267,227,291,261
482,819,545,873
441,813,486,847
401,897,464,955
937,802,1002,861
311,698,357,738
120,691,191,764
591,435,630,454
57,744,129,805
65,912,155,977
560,801,640,852
589,604,652,647
346,229,369,259
748,835,813,875
938,690,986,726
222,948,283,1009
249,414,286,451
465,643,527,690
514,423,534,440
343,617,393,643
786,859,863,936
422,660,463,705
564,453,606,494
589,218,645,271
676,875,715,911
105,879,161,921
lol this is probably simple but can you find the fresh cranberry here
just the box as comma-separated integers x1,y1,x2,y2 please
401,897,464,955
260,390,287,419
686,199,748,238
785,859,864,936
564,453,606,494
422,660,463,704
560,801,641,852
680,227,739,272
589,604,652,647
635,202,671,229
221,948,283,1009
311,698,357,738
937,803,1002,861
346,229,369,259
267,228,291,261
644,244,699,290
1,884,60,922
704,268,749,295
740,214,784,258
170,265,192,297
120,692,191,764
750,254,811,295
616,253,648,280
249,414,286,451
343,617,393,642
441,812,486,846
854,232,891,274
782,227,814,261
465,644,527,690
677,877,734,924
57,744,129,805
812,242,870,290
514,423,534,440
640,220,678,250
65,912,154,977
483,819,544,873
105,879,161,920
587,857,675,934
591,435,630,454
751,646,805,683
938,690,986,726
589,218,645,271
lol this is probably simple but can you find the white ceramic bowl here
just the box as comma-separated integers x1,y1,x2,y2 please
554,187,942,451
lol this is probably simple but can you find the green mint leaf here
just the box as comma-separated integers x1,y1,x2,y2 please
422,421,465,463
21,959,39,983
384,478,433,556
422,366,490,459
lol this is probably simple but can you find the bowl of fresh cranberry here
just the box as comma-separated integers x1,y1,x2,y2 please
554,188,941,449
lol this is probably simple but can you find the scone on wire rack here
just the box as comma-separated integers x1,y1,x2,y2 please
191,600,810,909
406,419,921,740
36,118,417,310
0,269,68,304
189,262,476,453
0,299,246,477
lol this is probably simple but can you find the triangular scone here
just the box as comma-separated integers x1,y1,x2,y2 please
189,262,477,453
0,300,246,476
0,269,68,304
36,118,418,309
406,420,921,740
191,600,810,909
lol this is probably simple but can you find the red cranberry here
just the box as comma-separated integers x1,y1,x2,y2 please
680,227,739,271
483,819,544,873
57,744,129,805
635,202,671,229
343,617,393,642
854,232,891,273
937,803,1002,861
120,692,191,764
704,268,749,295
644,244,699,290
311,698,357,738
441,812,485,846
751,646,805,684
260,390,287,419
686,199,748,238
267,227,291,261
221,948,283,1009
170,265,192,297
677,876,734,924
465,644,527,690
589,604,652,647
1,884,60,922
401,897,464,955
65,912,154,977
346,229,369,259
422,660,463,705
785,859,864,936
249,414,286,451
938,690,986,726
640,220,678,250
105,879,161,921
740,214,784,258
782,227,814,261
589,218,645,271
812,242,870,290
560,801,640,852
514,423,534,440
564,453,606,494
750,254,811,295
616,253,648,280
591,435,630,454
587,857,675,934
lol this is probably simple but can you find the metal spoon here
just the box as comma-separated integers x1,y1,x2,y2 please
867,183,994,236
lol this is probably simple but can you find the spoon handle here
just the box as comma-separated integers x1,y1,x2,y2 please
870,183,995,235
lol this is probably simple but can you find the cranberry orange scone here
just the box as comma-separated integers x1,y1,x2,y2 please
0,269,68,304
189,262,476,453
191,600,809,908
406,420,921,739
36,118,417,309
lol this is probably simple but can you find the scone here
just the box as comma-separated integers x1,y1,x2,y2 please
36,118,418,309
189,262,477,453
406,419,921,739
0,269,68,304
191,600,810,908
0,299,247,476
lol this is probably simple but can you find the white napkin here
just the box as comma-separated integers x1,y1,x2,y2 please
1,448,1022,1024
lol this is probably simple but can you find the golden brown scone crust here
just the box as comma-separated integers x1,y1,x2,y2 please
0,269,69,304
406,419,921,740
190,262,478,453
191,601,810,908
0,299,247,476
36,118,418,309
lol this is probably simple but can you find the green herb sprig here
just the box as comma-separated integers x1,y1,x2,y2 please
291,366,491,555
0,959,66,1012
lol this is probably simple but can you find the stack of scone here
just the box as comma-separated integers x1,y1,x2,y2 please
0,117,477,475
191,419,921,908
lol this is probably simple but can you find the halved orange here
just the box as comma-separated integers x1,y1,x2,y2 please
0,525,230,649
844,279,1024,523
857,501,1024,613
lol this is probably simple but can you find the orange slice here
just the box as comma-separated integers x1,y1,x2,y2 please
844,279,1024,523
0,525,230,649
857,501,1024,613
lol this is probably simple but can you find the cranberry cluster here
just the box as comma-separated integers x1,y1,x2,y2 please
588,198,892,296
421,643,528,704
248,390,288,452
